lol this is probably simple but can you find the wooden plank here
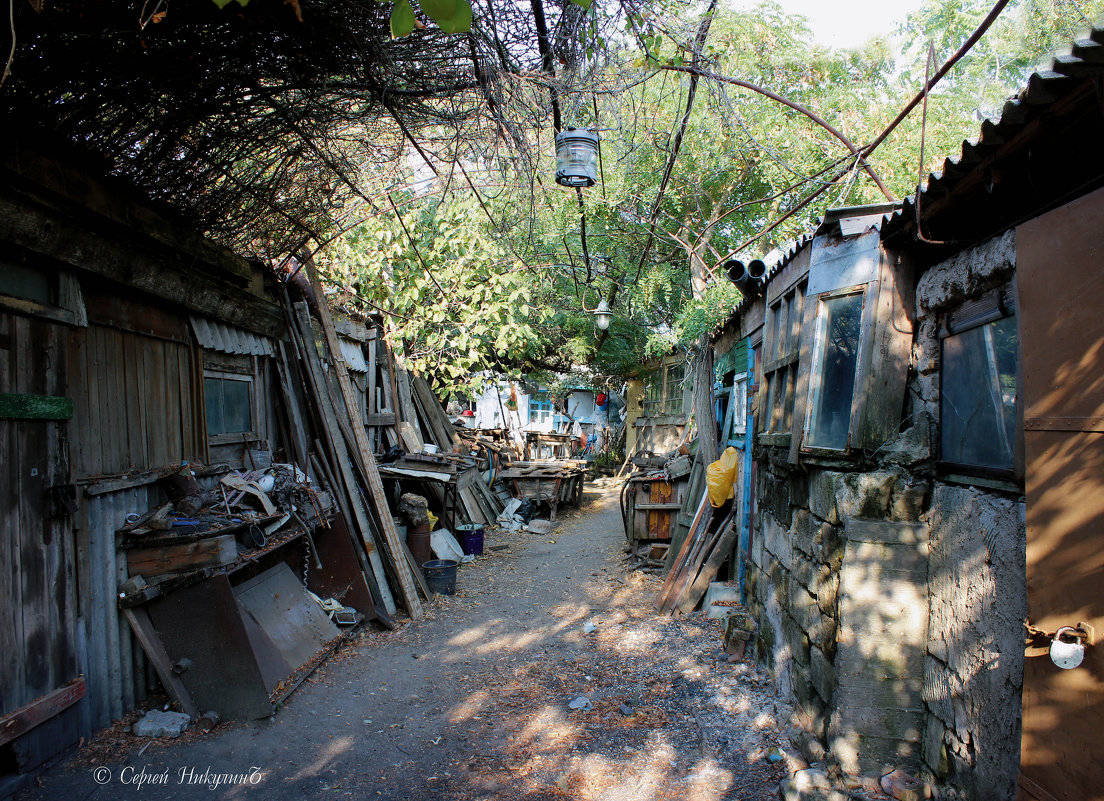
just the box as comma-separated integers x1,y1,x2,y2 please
660,508,722,616
365,413,397,427
288,302,396,615
274,342,311,469
655,492,709,612
672,510,739,615
0,393,73,420
366,338,378,417
126,534,237,578
380,337,402,447
121,328,141,472
122,607,198,718
395,368,419,428
0,677,86,748
304,284,422,618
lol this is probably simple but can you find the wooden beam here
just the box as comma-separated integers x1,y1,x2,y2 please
123,608,199,719
0,678,86,747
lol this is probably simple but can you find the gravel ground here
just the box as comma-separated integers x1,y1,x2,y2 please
17,478,788,801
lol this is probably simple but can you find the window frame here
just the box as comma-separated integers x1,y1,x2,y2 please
799,282,873,456
0,260,86,327
730,372,749,436
203,367,259,445
936,283,1019,481
758,278,806,445
528,391,553,425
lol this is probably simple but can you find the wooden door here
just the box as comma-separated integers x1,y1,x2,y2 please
1016,186,1104,800
0,313,80,774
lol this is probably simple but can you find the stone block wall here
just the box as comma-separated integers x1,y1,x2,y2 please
743,229,1028,798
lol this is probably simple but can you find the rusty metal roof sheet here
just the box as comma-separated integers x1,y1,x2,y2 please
190,315,275,356
338,337,369,373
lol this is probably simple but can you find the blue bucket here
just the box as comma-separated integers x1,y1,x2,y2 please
455,524,485,556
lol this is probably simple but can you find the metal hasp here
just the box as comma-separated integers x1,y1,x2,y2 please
555,128,599,188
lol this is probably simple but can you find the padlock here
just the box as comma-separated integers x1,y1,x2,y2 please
1050,627,1086,670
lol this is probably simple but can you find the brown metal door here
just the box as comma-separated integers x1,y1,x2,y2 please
1016,186,1104,801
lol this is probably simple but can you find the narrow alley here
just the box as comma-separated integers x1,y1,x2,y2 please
18,479,789,801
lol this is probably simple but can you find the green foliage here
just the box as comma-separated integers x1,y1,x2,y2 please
318,195,544,390
322,0,1097,386
390,0,416,38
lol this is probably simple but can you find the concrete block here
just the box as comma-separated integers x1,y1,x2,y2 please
837,470,900,520
809,470,844,524
791,509,818,557
882,420,932,469
791,547,817,591
791,660,815,707
891,477,930,522
133,709,191,738
807,615,837,653
813,521,845,570
810,645,835,704
812,565,840,615
703,582,741,608
788,579,822,636
763,512,793,569
844,519,928,546
783,612,811,667
829,730,920,776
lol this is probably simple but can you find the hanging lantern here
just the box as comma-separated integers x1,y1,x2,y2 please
593,299,613,331
555,128,599,188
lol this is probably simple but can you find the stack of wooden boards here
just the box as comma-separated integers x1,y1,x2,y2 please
654,453,739,616
276,281,425,622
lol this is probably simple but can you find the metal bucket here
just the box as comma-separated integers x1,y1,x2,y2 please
422,559,458,595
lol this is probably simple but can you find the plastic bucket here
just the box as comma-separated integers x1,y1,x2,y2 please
422,559,458,595
455,524,485,556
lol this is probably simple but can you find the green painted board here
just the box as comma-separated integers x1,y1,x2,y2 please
0,393,74,420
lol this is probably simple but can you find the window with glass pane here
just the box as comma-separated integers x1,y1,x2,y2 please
760,281,807,436
732,374,748,434
805,291,863,450
0,262,53,304
529,392,553,424
941,315,1017,471
663,363,685,414
205,376,253,436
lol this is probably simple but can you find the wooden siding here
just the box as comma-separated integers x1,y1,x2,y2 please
67,323,203,479
0,312,80,771
1017,185,1104,801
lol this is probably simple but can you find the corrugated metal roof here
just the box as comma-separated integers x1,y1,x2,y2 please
338,337,368,373
190,316,275,356
885,24,1104,236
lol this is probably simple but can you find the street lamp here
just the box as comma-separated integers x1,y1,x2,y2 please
593,299,613,330
555,128,599,188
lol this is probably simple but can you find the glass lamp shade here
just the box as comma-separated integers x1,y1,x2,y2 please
555,128,599,188
594,299,612,330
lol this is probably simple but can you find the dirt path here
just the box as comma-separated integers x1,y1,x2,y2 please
19,479,788,801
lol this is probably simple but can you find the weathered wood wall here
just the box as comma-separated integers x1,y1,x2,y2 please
68,322,203,479
0,311,80,772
